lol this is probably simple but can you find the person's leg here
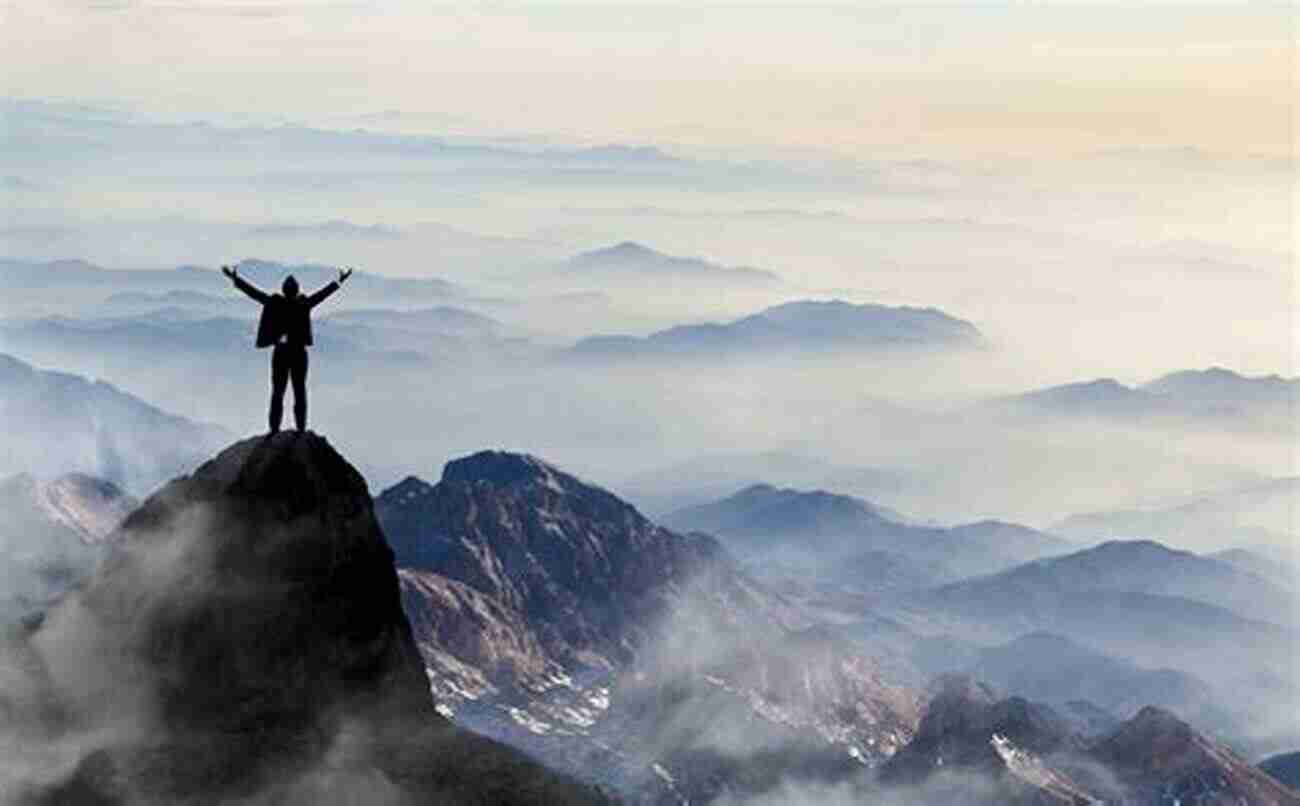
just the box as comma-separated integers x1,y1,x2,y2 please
269,345,289,433
291,346,309,431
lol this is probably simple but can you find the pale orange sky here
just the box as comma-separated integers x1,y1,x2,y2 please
2,1,1294,159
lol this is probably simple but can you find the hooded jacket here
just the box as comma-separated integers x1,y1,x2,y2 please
234,276,340,348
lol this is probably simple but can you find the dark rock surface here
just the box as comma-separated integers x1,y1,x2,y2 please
9,433,610,805
1093,707,1300,805
1261,752,1300,791
879,676,1095,805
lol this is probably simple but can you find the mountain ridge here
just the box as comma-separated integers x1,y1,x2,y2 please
8,432,611,805
566,298,984,361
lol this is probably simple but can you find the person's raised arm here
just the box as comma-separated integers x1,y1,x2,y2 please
223,265,271,304
307,267,352,308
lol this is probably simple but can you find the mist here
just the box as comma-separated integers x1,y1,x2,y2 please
2,4,1297,801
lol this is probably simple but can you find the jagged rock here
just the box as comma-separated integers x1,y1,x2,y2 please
1092,706,1300,805
879,680,1299,806
880,675,1092,805
10,433,610,806
377,451,919,803
1261,752,1300,791
380,453,749,679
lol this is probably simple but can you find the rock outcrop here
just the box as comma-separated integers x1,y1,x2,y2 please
8,433,610,805
377,451,919,803
1092,707,1299,805
878,678,1300,806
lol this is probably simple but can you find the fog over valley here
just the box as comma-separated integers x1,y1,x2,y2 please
1,3,1296,803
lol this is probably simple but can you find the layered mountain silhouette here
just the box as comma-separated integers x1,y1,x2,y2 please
1054,476,1299,557
0,353,228,494
879,677,1098,805
909,539,1298,753
559,241,781,287
1092,707,1298,805
0,256,460,302
988,368,1296,429
878,676,1300,805
323,305,506,339
1,311,435,381
3,435,1294,804
6,433,610,805
376,452,920,802
923,539,1294,628
566,299,983,360
965,632,1232,735
666,483,1067,589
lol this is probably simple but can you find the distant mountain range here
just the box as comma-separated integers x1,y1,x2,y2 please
0,352,228,494
922,538,1294,631
0,310,451,386
1054,476,1298,555
965,632,1233,735
610,450,922,518
103,288,250,316
879,676,1298,805
0,256,461,303
566,299,984,360
322,305,508,339
559,241,781,287
910,539,1298,746
665,483,1067,591
989,367,1296,428
246,219,404,241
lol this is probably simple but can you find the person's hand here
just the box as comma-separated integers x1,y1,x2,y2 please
339,267,354,284
222,265,238,283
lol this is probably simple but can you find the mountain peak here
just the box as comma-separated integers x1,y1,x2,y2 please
1092,705,1300,805
154,431,370,519
1100,705,1197,755
574,240,661,262
25,432,433,798
441,449,572,489
609,239,655,255
21,434,606,804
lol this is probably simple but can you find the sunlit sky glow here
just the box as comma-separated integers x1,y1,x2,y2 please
4,1,1294,158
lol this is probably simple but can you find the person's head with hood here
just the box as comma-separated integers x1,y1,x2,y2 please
281,275,299,299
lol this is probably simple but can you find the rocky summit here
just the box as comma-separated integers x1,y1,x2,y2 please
377,451,920,803
877,676,1300,806
7,433,609,806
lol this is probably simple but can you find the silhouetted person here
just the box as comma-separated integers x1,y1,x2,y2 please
222,264,353,433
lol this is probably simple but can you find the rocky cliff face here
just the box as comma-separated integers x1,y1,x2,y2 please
1092,707,1299,805
880,676,1097,805
6,433,609,806
877,677,1299,806
377,452,919,803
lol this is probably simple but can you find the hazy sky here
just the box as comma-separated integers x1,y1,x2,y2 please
4,1,1294,159
2,2,1295,378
